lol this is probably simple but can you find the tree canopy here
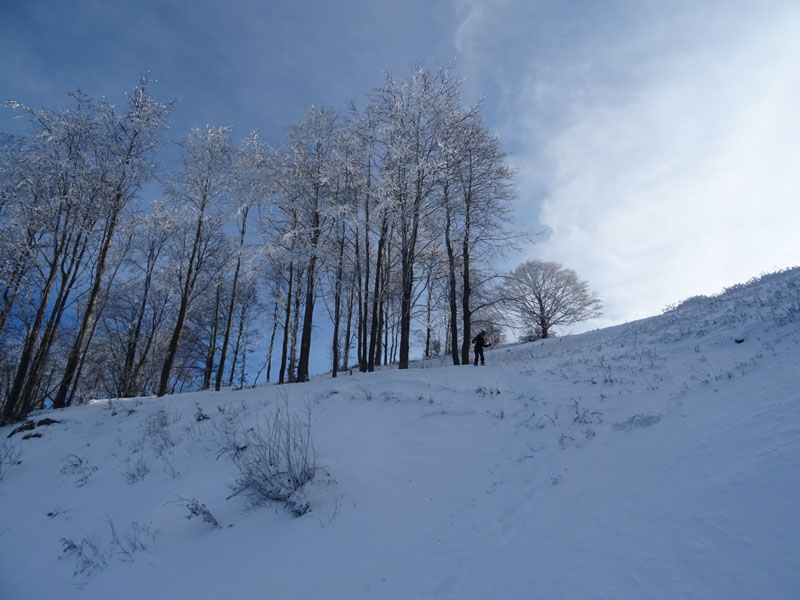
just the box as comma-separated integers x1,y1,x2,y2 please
502,260,602,339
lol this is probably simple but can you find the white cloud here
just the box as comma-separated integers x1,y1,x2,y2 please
456,1,800,330
541,12,800,327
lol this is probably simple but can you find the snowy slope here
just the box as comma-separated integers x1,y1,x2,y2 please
1,268,799,599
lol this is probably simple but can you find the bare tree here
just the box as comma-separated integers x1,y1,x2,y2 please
107,202,174,398
215,133,264,391
226,274,261,388
453,113,517,365
373,66,455,369
0,64,525,408
253,252,287,385
1,91,99,420
502,260,602,339
157,126,233,397
54,76,170,408
258,139,304,385
288,107,339,383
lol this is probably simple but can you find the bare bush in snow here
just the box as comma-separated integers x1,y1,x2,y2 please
571,399,603,425
170,496,221,529
60,536,107,579
224,397,317,516
141,409,176,455
60,454,98,487
123,454,150,484
107,518,158,562
60,519,158,584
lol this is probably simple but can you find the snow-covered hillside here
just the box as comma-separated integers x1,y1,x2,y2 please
2,268,799,599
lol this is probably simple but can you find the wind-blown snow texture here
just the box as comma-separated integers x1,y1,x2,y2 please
2,268,799,599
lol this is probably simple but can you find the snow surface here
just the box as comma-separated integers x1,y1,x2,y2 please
2,268,799,599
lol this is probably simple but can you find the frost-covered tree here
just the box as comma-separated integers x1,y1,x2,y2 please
253,245,290,384
214,133,265,391
259,138,304,384
366,65,517,370
372,66,450,369
287,107,340,383
339,102,382,374
109,203,174,398
80,200,181,400
432,85,516,365
452,113,516,365
157,126,233,397
502,260,602,339
54,76,170,408
0,64,522,408
0,78,169,420
0,91,97,420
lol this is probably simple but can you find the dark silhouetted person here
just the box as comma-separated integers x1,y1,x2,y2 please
472,331,491,365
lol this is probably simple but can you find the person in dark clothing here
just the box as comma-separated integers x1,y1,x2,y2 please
472,331,491,365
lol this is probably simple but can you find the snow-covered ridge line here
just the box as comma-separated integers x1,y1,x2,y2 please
414,265,799,371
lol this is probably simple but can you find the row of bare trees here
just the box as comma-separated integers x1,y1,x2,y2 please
0,65,519,422
0,78,172,421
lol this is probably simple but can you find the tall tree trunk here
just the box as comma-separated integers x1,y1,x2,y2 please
374,295,384,368
120,247,157,397
342,276,355,372
444,190,460,365
297,258,316,383
289,273,303,383
361,179,371,372
460,188,473,366
399,267,412,370
387,303,394,366
69,232,131,405
331,227,346,378
134,295,168,397
13,220,92,417
355,229,366,372
54,192,122,408
202,283,222,390
424,271,432,358
158,193,207,397
297,201,321,383
278,263,294,385
368,214,388,372
2,249,60,421
398,173,423,370
216,206,248,391
445,314,452,356
265,300,279,383
228,299,248,388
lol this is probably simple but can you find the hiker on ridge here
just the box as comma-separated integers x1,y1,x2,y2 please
472,331,491,366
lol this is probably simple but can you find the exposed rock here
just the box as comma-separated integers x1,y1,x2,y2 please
7,420,35,438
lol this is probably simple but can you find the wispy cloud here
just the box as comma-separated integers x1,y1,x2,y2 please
455,0,800,328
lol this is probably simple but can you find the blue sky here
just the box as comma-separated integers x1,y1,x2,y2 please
3,0,799,340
